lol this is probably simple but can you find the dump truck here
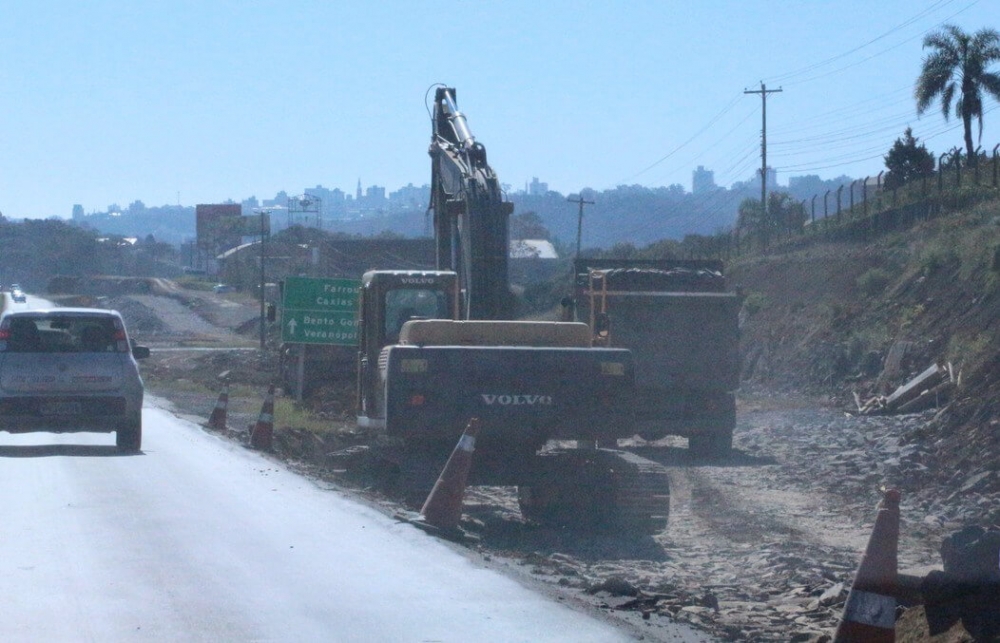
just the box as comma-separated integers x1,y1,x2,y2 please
574,258,742,459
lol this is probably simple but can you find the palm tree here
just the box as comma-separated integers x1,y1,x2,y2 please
915,24,1000,166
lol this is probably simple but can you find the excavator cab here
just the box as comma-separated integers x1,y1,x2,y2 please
356,270,460,427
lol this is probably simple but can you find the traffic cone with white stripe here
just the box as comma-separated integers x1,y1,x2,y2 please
834,489,901,642
420,418,480,531
208,383,229,430
250,385,275,451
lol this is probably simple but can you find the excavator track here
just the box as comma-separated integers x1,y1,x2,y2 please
517,449,671,535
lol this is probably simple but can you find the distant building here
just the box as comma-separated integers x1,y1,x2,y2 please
388,183,427,210
765,167,778,190
692,166,716,194
241,196,260,214
72,204,85,221
509,239,560,284
510,239,558,259
263,191,288,209
527,177,548,196
364,185,386,209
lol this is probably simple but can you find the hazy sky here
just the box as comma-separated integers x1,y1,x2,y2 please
0,0,997,219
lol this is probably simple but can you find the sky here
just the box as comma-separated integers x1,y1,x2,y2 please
0,0,998,220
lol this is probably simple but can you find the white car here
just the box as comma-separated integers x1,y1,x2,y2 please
0,308,150,451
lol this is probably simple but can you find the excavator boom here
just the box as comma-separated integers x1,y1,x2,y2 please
429,86,514,320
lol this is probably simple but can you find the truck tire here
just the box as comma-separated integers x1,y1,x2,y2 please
116,414,142,453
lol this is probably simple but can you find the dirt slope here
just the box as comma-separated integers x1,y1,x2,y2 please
730,199,1000,508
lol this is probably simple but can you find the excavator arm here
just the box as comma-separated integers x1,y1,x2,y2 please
428,86,514,320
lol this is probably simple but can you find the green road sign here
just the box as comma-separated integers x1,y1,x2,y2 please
281,277,360,345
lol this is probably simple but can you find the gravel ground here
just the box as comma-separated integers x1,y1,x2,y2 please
448,398,978,642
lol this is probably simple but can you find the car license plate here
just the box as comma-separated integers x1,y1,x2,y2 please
40,401,82,416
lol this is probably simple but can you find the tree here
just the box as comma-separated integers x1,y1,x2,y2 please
737,197,763,242
915,24,1000,165
767,192,807,236
510,211,550,240
883,127,936,189
737,192,804,250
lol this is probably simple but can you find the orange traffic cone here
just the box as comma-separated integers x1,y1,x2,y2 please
834,489,901,642
250,385,275,451
208,383,229,430
420,418,481,531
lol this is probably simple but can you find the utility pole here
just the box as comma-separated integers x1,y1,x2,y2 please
257,210,270,351
744,82,782,240
567,194,595,260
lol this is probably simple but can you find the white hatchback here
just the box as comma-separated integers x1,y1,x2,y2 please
0,308,150,451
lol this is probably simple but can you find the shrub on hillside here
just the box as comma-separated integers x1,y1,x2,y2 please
856,268,892,297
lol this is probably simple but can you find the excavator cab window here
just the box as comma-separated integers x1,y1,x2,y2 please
384,288,449,342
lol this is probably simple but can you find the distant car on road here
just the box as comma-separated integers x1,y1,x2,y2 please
10,288,26,303
212,284,235,293
0,308,150,451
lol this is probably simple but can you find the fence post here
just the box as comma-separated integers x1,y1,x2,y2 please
811,194,817,226
974,146,982,185
837,184,843,225
954,148,962,188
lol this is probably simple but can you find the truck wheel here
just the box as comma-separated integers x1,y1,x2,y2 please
116,414,143,453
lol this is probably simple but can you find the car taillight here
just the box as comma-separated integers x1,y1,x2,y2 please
0,329,9,341
408,394,426,406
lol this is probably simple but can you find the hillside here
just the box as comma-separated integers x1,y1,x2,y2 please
730,196,1000,516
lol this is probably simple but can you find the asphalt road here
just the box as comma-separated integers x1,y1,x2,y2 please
0,401,644,643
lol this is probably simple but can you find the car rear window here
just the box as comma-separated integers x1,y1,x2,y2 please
0,315,122,354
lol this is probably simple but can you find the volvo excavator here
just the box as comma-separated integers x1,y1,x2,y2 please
355,86,670,533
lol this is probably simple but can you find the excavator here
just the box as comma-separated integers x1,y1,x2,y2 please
355,86,670,533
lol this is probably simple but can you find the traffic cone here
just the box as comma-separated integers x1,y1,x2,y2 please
250,385,275,451
834,489,901,642
420,418,481,531
208,383,229,430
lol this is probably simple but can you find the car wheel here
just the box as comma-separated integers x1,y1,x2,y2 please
116,414,142,452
